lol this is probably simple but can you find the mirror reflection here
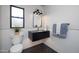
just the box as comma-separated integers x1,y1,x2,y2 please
33,14,42,28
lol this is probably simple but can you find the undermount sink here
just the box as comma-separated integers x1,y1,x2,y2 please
35,30,44,32
30,30,45,33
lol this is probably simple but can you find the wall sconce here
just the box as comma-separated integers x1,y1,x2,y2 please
33,9,43,15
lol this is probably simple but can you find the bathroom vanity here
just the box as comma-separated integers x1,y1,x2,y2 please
28,30,50,41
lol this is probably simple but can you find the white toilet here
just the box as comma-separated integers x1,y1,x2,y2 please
10,35,23,53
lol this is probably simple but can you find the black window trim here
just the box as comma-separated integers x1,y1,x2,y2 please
10,5,25,28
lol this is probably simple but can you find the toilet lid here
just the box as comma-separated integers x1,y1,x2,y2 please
10,44,23,53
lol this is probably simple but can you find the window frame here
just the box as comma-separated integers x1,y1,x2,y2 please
10,5,25,28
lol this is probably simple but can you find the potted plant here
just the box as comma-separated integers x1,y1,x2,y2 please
14,27,20,35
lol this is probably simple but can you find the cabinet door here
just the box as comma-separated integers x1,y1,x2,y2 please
38,31,50,39
32,33,39,41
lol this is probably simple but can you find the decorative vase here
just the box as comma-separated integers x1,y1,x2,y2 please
15,32,20,35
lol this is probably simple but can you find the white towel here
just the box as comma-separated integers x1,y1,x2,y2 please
56,23,61,35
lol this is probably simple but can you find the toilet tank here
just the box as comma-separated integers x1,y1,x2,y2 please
12,35,21,45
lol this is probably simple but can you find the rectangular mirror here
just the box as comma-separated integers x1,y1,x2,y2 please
33,14,42,28
10,5,24,28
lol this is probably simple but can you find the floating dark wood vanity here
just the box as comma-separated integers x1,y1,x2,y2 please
28,30,50,41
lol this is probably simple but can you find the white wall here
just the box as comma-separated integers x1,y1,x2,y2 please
0,6,1,51
0,5,46,53
44,5,79,53
0,6,13,52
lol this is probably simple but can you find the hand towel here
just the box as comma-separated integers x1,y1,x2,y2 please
53,24,56,36
56,23,61,35
60,23,69,38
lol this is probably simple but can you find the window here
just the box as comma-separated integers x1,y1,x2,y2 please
10,5,24,28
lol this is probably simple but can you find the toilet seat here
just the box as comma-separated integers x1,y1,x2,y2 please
10,44,23,53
